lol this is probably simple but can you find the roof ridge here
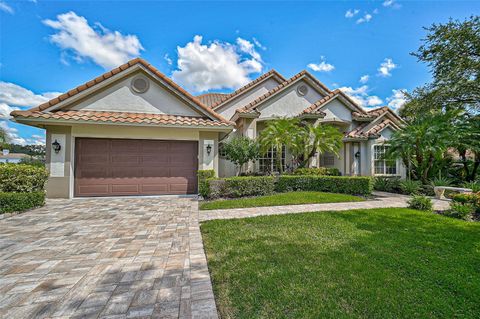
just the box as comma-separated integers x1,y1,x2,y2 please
236,70,331,115
27,57,232,125
209,69,287,109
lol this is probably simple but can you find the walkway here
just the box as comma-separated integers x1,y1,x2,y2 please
199,192,450,221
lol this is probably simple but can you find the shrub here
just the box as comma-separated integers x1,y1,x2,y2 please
202,176,276,199
444,202,475,220
373,177,400,193
451,193,480,216
0,164,48,193
292,167,341,176
276,175,372,195
399,179,422,195
0,191,45,214
198,170,215,198
407,195,433,211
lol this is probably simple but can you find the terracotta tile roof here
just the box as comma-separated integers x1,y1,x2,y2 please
195,93,228,108
345,117,400,139
27,58,231,124
11,110,232,128
209,69,286,109
301,91,338,114
236,70,332,115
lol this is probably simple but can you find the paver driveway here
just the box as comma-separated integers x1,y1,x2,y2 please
0,197,217,319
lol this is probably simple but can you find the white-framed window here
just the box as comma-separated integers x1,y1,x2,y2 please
373,145,397,175
259,146,286,173
320,152,335,167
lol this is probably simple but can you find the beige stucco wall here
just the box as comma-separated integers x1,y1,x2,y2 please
321,99,353,123
258,80,324,119
216,78,280,120
44,124,222,198
45,126,73,198
71,71,202,117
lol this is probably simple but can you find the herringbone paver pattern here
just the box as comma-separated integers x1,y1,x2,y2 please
0,197,217,319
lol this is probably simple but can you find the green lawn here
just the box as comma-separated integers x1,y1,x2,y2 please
199,191,364,210
201,208,480,318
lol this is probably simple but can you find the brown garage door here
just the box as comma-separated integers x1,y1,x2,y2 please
75,138,198,197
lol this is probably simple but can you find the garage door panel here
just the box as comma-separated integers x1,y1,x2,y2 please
111,184,140,194
111,155,141,164
141,184,169,193
142,167,170,177
142,154,169,164
80,139,110,153
78,168,109,178
78,154,110,165
77,184,110,196
75,138,198,196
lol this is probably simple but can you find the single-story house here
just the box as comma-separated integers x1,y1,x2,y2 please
11,58,405,198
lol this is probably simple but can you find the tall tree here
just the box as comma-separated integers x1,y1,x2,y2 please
400,16,480,117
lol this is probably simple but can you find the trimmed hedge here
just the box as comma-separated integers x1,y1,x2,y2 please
202,176,276,199
0,164,48,192
276,175,373,196
0,191,45,214
292,167,341,176
198,170,215,198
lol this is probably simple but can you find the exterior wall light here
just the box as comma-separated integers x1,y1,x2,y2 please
355,151,360,159
206,144,212,155
52,139,61,154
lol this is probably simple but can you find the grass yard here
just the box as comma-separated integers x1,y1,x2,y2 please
199,191,364,210
201,208,480,318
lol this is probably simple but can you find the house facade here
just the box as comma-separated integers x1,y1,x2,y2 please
12,58,405,198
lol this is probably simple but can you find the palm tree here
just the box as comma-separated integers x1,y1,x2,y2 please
388,112,454,183
258,118,299,173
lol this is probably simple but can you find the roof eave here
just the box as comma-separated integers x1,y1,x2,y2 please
11,116,234,132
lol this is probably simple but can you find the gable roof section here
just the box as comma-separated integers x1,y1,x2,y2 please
236,70,332,115
196,93,229,108
345,116,401,139
301,89,366,116
208,69,286,110
16,58,231,125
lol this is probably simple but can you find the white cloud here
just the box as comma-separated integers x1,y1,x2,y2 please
307,56,335,72
356,13,373,24
164,53,172,66
345,9,359,18
359,75,369,84
378,58,397,77
0,103,19,120
0,1,13,14
43,11,144,69
0,82,61,108
339,85,383,108
383,0,401,8
172,35,264,93
0,121,26,145
0,82,61,144
236,37,262,62
26,134,46,146
386,89,407,110
253,38,266,51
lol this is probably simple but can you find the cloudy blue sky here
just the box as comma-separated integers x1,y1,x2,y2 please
0,0,478,145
